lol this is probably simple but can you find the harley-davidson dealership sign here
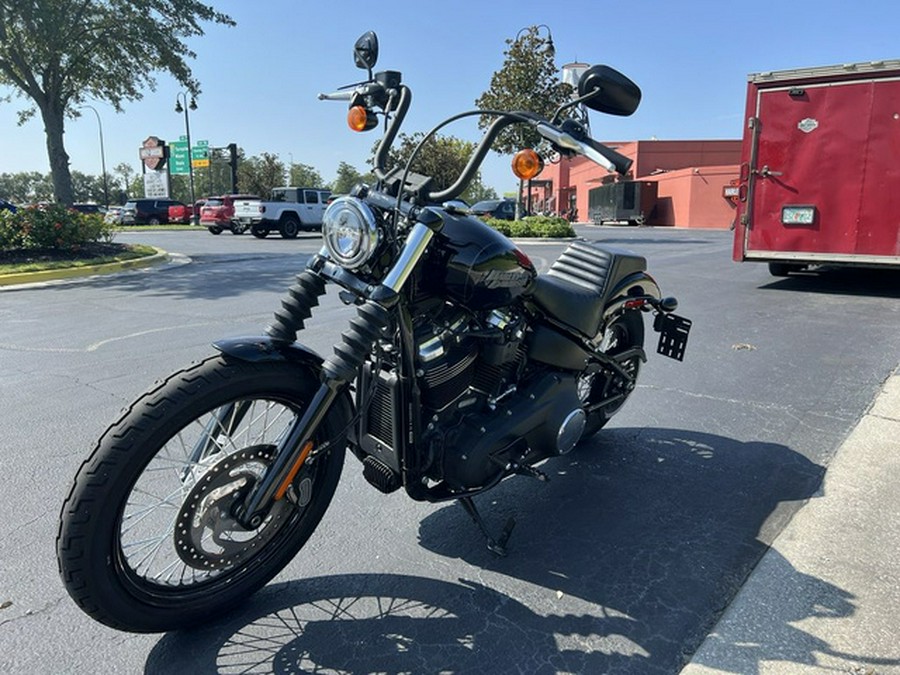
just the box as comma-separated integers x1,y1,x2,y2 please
140,136,167,171
139,136,170,198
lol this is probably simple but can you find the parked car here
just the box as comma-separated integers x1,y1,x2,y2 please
0,198,17,213
104,206,124,224
121,198,186,225
200,194,260,234
71,203,106,215
168,199,206,225
470,198,517,221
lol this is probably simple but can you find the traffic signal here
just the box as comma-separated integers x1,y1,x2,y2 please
228,143,238,193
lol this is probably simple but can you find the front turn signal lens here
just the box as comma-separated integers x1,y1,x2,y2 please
512,148,544,180
348,106,378,132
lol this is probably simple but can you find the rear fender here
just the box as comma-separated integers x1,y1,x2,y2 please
602,271,662,321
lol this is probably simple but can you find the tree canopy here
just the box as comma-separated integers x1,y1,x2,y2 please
379,132,496,204
0,0,234,205
475,26,573,155
331,162,377,196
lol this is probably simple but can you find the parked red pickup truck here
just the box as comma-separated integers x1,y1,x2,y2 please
200,194,260,234
167,200,206,225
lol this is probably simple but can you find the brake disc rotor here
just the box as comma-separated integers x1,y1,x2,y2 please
174,444,291,571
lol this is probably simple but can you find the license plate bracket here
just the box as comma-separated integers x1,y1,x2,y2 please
654,313,691,361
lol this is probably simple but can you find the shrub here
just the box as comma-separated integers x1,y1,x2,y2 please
0,204,113,253
483,214,575,238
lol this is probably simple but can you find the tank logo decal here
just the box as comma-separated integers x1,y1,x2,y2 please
797,118,819,134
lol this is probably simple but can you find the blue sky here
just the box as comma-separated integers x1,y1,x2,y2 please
2,0,900,196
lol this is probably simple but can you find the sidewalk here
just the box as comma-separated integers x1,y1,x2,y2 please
683,369,900,674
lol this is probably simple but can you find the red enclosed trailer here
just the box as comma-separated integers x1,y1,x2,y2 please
732,60,900,275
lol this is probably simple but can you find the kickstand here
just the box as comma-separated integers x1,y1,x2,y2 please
458,496,516,557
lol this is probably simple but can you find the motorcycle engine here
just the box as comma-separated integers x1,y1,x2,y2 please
415,305,525,413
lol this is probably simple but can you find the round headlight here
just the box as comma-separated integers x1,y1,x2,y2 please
322,197,379,269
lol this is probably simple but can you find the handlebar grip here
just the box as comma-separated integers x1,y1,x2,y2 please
318,91,354,101
584,138,632,176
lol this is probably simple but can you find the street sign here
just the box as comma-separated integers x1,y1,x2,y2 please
170,140,189,175
191,145,208,160
192,158,210,168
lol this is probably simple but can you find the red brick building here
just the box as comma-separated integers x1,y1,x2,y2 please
527,139,742,229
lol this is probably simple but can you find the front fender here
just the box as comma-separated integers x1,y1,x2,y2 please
213,335,356,426
214,335,325,366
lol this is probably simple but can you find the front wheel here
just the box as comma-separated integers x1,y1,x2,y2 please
57,355,348,632
578,310,645,440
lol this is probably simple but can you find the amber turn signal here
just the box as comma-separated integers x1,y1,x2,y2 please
348,106,378,132
512,148,544,180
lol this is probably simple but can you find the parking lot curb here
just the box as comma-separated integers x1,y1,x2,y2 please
0,247,169,287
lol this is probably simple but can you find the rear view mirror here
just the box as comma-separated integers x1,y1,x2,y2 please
578,65,641,117
354,31,379,73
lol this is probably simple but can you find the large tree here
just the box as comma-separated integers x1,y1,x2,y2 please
476,26,573,217
379,132,495,204
237,153,285,201
0,1,234,205
288,162,324,189
475,25,572,155
330,161,376,195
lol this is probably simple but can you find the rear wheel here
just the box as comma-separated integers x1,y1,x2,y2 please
768,261,804,277
251,224,269,239
578,310,645,440
57,355,348,632
279,216,301,239
207,225,223,235
230,222,247,235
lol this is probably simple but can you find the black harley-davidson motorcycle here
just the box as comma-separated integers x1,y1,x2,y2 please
57,32,691,632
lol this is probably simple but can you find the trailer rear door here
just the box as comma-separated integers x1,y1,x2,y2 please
744,76,900,261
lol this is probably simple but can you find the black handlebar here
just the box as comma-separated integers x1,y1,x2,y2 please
324,74,630,207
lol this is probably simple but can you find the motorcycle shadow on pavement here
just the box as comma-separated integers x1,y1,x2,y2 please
145,427,836,674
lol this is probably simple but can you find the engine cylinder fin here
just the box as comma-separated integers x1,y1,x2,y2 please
265,270,327,342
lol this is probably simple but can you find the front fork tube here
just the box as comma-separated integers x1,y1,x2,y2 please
236,222,435,528
237,380,344,528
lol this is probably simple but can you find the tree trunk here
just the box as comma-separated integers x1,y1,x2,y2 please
40,103,74,205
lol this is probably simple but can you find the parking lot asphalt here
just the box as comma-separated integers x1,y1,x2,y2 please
2,225,899,673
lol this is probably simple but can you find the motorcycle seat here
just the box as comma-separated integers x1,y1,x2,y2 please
531,242,646,337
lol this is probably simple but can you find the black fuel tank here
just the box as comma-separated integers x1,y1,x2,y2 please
421,211,537,311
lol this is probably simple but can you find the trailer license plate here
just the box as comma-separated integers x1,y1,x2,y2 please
782,205,816,225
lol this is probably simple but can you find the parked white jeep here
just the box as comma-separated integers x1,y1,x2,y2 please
249,187,332,239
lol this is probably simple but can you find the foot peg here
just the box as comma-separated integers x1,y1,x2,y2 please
458,497,516,557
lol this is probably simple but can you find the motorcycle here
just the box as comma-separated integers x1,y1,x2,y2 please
57,31,691,633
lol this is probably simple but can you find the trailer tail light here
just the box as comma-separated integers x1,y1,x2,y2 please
781,205,816,225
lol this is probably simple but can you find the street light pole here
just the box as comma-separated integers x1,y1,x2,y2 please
175,92,197,215
514,25,555,217
81,104,109,206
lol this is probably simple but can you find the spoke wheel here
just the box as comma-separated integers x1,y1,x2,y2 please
58,355,348,632
578,310,644,440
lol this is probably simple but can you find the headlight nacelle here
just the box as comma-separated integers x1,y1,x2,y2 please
322,197,379,269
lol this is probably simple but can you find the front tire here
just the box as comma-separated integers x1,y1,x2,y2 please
57,355,348,632
578,310,645,440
